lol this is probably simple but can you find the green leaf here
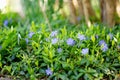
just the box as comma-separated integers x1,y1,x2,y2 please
30,21,36,32
79,69,85,73
91,35,95,43
32,41,39,50
12,47,21,52
35,60,39,67
111,63,120,67
58,74,68,80
107,35,110,41
5,65,12,72
0,62,2,68
112,40,115,46
80,59,87,65
76,73,83,79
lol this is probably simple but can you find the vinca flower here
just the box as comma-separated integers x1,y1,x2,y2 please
101,44,108,52
99,40,108,52
99,40,106,46
45,68,53,76
25,38,29,44
77,34,86,41
95,35,99,39
81,48,89,55
66,38,75,46
28,32,34,38
4,20,8,26
108,33,113,40
50,31,57,37
57,48,62,53
51,38,58,44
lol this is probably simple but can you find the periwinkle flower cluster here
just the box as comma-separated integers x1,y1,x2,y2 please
57,48,63,53
47,30,111,54
66,38,75,46
28,32,34,38
4,20,9,26
50,31,57,37
45,68,53,76
99,40,108,52
50,31,59,44
81,48,89,55
51,38,58,44
77,34,86,41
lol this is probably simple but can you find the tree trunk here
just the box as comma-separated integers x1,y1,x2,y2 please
77,0,84,17
68,0,78,24
7,0,25,18
116,0,120,17
100,0,107,24
82,0,92,27
86,0,96,17
100,0,116,27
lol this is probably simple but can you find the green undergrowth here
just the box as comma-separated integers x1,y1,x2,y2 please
0,20,120,80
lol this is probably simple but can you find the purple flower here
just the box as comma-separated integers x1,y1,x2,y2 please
108,33,113,40
77,34,86,41
45,68,53,76
25,38,29,44
57,48,62,53
99,40,106,46
66,38,75,46
99,40,108,52
28,32,34,38
101,45,108,52
95,35,99,39
51,38,58,44
50,31,57,37
4,20,9,26
81,48,89,55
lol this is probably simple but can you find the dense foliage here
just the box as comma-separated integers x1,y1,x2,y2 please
0,19,120,79
0,0,120,80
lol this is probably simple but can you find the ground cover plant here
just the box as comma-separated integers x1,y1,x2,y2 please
0,0,120,80
0,19,120,80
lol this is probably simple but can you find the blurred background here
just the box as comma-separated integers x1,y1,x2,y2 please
0,0,120,28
